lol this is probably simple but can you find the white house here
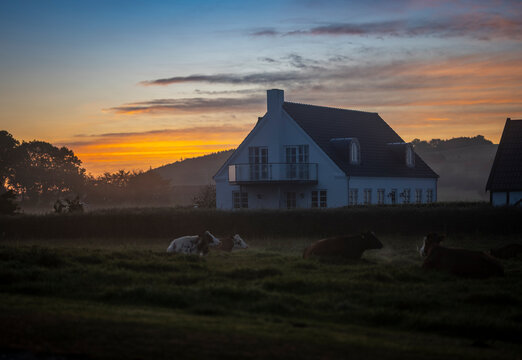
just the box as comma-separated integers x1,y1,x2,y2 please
213,89,438,209
486,118,522,206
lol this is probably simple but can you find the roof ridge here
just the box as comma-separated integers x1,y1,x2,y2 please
284,101,377,115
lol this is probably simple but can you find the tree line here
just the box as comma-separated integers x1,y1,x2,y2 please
0,130,174,212
411,135,493,152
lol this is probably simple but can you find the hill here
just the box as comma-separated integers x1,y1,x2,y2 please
153,150,233,205
154,137,498,203
413,136,497,201
154,149,234,186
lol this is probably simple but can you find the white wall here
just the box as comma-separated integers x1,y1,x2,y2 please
348,177,438,205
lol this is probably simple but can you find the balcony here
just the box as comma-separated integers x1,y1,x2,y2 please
229,163,318,184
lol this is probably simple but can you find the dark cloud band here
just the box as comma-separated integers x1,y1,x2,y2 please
108,96,265,114
251,14,522,40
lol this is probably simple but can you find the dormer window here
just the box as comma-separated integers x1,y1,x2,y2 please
387,142,415,168
330,137,360,165
350,140,360,164
406,145,415,168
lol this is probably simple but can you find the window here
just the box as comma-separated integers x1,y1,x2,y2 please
285,145,309,179
406,146,415,167
248,147,268,180
389,189,397,205
427,189,433,203
233,191,248,209
377,189,385,205
320,190,327,208
349,189,358,205
286,192,296,209
312,190,327,208
401,189,411,204
350,140,360,164
364,189,372,205
415,189,422,204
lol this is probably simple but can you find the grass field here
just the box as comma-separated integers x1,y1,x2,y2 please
1,234,522,359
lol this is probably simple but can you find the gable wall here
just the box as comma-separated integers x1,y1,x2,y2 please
215,108,348,209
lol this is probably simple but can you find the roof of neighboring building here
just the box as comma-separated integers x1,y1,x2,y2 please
283,102,438,178
486,118,522,191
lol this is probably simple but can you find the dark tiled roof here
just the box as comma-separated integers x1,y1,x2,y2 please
486,119,522,191
283,102,438,178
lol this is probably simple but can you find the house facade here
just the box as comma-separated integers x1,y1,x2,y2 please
486,118,522,206
214,89,438,209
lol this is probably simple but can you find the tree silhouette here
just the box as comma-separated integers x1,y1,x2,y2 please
193,185,216,208
0,131,19,192
10,141,86,204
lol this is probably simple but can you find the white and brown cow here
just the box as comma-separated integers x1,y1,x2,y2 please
420,233,504,278
303,232,383,260
166,231,220,255
213,234,249,252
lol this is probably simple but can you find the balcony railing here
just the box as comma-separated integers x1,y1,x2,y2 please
229,163,318,184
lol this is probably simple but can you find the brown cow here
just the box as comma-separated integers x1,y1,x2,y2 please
420,233,504,278
213,234,249,252
490,243,522,259
303,232,383,260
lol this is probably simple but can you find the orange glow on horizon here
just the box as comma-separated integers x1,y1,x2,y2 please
68,127,249,175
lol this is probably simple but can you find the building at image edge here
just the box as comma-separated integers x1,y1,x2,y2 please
486,118,522,206
213,89,439,209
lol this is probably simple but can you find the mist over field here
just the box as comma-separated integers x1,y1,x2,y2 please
413,137,497,201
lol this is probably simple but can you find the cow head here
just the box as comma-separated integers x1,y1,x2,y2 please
361,231,383,250
205,230,221,247
232,234,248,249
420,233,444,257
198,231,215,255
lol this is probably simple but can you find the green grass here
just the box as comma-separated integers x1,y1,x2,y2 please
1,235,522,359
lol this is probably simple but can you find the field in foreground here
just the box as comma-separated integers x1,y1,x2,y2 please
1,235,521,359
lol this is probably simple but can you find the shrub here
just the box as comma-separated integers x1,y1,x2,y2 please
0,190,19,215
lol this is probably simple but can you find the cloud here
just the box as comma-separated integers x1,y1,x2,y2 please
139,72,305,86
73,125,250,140
108,50,521,151
250,29,279,36
138,57,490,91
251,13,522,40
258,57,277,63
134,53,522,110
284,53,322,69
193,88,261,96
140,54,326,87
108,96,265,114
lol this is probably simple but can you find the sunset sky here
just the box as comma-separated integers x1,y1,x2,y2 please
1,0,521,175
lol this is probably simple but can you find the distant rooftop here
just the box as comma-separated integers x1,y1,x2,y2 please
486,118,522,191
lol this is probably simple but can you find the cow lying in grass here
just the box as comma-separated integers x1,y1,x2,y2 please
166,231,220,255
303,232,383,260
213,234,249,252
420,233,504,278
490,243,522,259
